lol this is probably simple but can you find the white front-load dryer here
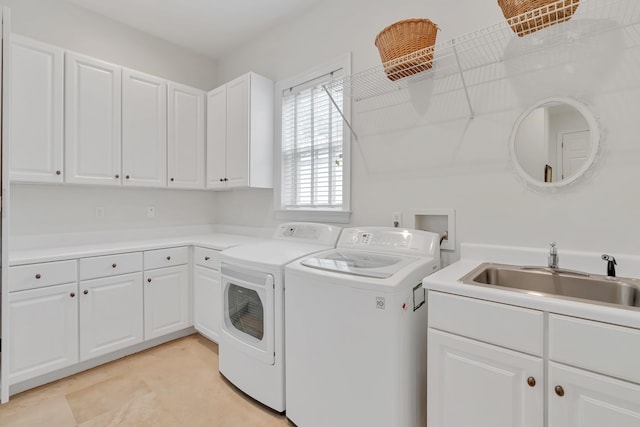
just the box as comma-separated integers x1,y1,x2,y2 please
218,222,341,412
285,227,440,427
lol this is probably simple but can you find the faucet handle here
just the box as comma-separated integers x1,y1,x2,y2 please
601,254,616,263
549,241,557,253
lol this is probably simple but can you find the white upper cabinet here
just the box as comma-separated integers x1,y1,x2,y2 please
10,36,64,183
65,52,122,185
206,84,227,188
206,72,274,190
167,82,205,189
225,75,250,188
122,69,167,187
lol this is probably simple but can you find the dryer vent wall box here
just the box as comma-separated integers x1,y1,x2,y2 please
412,209,456,251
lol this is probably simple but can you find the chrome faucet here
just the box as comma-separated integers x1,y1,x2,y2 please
548,241,559,269
521,241,589,277
601,254,617,277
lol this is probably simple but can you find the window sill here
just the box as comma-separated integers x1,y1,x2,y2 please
274,209,351,224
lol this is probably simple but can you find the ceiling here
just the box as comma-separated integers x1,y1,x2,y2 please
65,0,320,59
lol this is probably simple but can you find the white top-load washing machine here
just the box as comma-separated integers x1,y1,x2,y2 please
218,222,341,412
285,227,440,427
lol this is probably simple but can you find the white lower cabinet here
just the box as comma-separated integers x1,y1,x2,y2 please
428,329,543,427
548,362,640,427
6,246,198,396
143,264,190,340
193,247,221,342
79,272,144,361
193,265,220,342
428,290,640,427
8,283,79,383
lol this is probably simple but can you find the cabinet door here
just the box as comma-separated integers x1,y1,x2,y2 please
144,265,190,340
8,283,78,383
193,265,220,342
10,36,64,183
79,273,143,361
548,362,640,427
428,329,543,427
167,82,205,189
65,52,122,185
206,84,227,188
225,74,250,188
122,68,167,187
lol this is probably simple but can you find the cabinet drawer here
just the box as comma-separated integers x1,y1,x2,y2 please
79,252,142,280
428,291,544,356
194,247,220,269
144,246,189,270
549,314,640,384
9,260,77,292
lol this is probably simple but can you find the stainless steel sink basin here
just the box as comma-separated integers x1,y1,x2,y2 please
459,263,640,310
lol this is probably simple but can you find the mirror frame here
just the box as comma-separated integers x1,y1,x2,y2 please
509,97,600,189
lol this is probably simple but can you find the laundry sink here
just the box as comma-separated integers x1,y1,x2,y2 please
459,262,640,310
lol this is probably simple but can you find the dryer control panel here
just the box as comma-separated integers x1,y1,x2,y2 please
273,222,342,246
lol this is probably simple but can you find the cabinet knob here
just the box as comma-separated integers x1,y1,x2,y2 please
83,289,89,295
554,385,565,397
219,178,224,182
166,256,171,261
56,170,61,175
70,292,76,298
527,377,536,387
204,256,210,261
115,174,120,179
125,175,130,179
170,178,174,182
112,263,117,268
224,178,228,182
35,273,41,279
147,278,152,283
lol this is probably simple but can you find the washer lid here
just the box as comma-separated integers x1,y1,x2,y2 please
301,249,419,279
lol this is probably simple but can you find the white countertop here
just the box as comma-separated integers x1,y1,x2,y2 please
425,243,640,330
9,226,270,265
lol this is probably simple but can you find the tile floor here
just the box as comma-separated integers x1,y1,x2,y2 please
0,334,293,427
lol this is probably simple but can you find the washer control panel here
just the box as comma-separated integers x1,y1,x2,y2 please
338,227,439,256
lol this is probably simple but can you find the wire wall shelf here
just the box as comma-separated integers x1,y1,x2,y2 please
325,0,640,138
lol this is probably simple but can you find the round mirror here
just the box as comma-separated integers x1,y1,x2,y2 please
510,98,599,188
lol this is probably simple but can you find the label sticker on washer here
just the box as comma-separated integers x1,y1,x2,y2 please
376,297,386,310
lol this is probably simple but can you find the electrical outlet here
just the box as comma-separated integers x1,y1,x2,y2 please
392,211,402,228
146,206,156,218
95,206,105,219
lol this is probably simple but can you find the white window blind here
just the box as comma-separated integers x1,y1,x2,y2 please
281,72,344,210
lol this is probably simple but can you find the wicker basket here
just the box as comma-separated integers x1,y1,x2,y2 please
498,0,580,37
374,18,439,81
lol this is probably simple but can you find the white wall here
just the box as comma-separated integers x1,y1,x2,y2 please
11,185,215,235
6,0,219,236
213,0,640,262
3,0,219,90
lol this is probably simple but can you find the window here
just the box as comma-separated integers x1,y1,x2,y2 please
275,55,351,223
